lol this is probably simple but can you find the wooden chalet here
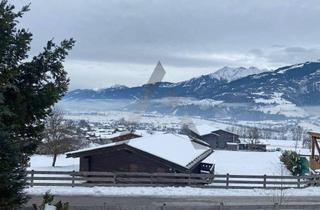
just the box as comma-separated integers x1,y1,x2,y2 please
66,134,214,174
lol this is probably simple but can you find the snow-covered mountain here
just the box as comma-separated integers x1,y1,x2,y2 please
65,62,320,106
65,66,263,100
210,61,320,106
209,66,267,81
64,61,320,119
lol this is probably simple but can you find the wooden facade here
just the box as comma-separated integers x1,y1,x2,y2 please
200,130,240,149
309,132,320,170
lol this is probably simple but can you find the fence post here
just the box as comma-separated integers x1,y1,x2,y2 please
274,202,279,210
161,203,166,210
219,202,224,210
71,170,75,187
297,177,300,188
30,170,34,187
226,173,229,189
263,174,267,188
113,173,117,184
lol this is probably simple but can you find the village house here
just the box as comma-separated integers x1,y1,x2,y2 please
107,130,142,142
66,133,214,174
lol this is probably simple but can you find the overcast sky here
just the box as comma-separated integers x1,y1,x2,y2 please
13,0,320,90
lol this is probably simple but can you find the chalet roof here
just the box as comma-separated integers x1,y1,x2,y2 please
212,129,239,136
66,133,212,169
188,124,220,136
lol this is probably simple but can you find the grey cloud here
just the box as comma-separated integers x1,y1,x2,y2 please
10,0,320,88
266,46,320,65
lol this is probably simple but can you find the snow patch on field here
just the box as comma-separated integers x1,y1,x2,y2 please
254,93,308,118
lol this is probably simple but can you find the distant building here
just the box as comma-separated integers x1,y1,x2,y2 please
107,131,142,142
226,142,239,151
239,143,267,152
201,129,240,149
66,134,214,174
181,125,240,149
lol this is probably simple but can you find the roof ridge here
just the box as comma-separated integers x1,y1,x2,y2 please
185,148,213,169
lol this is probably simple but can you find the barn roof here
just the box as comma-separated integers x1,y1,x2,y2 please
188,124,220,136
66,133,212,169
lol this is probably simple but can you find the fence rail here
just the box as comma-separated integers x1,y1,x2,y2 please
26,170,320,189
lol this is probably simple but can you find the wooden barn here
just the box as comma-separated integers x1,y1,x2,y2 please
201,129,240,149
66,134,214,174
181,125,240,149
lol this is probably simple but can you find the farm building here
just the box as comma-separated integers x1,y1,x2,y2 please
181,125,240,149
201,129,240,149
66,133,214,174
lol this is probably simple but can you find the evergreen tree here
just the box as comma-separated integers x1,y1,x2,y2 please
0,1,74,209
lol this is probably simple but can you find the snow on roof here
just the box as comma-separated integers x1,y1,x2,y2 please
226,142,238,145
67,133,212,169
102,130,148,139
190,124,220,136
105,130,132,139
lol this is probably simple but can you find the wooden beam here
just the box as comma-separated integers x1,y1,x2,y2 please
308,132,320,139
311,136,315,157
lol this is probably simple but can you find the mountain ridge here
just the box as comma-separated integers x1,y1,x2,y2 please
65,62,320,106
65,66,265,99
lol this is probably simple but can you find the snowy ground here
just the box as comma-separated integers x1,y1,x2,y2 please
28,155,79,171
25,185,320,197
259,139,310,155
204,151,290,175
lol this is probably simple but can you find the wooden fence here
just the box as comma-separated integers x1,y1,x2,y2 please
26,170,320,189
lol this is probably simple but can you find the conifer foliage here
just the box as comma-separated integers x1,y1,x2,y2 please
0,1,74,208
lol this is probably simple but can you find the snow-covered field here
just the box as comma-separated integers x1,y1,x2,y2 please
254,92,309,118
259,139,310,155
204,151,290,175
29,155,79,171
25,185,320,197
